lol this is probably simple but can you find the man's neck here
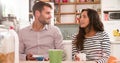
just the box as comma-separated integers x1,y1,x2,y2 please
32,21,44,31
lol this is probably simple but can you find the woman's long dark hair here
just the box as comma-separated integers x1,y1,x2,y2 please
75,8,104,51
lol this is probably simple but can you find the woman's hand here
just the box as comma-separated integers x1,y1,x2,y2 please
74,53,80,61
44,58,49,61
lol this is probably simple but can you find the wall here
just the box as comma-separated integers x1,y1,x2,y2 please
103,21,120,41
101,0,120,41
101,0,120,11
55,24,79,40
17,0,29,29
101,0,120,59
0,0,2,20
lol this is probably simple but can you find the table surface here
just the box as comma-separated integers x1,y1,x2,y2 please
19,61,96,63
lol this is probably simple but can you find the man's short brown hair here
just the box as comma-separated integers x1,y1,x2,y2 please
32,1,52,15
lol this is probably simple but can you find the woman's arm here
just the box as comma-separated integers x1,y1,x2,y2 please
72,35,79,60
95,32,111,63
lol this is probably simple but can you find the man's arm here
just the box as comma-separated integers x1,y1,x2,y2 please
18,31,26,61
53,27,66,60
53,27,64,49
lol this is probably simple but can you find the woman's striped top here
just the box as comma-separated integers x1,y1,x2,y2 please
72,31,111,63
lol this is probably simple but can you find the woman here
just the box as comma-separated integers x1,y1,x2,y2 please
72,9,110,63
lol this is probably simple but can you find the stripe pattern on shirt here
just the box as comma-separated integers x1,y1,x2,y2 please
72,31,111,63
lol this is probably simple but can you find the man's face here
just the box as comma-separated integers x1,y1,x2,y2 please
38,6,52,25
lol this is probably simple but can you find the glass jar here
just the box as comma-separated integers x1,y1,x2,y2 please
0,26,19,63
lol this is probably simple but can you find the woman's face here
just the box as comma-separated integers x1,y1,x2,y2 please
79,11,89,28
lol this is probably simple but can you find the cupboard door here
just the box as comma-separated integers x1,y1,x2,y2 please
111,43,120,59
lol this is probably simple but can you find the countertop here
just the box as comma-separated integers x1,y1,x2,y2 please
19,61,96,63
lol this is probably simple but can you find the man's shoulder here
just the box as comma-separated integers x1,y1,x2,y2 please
18,26,30,33
48,25,59,30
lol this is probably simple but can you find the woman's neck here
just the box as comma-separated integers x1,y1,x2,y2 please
85,28,96,37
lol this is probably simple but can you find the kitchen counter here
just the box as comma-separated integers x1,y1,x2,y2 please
20,61,96,63
111,40,120,44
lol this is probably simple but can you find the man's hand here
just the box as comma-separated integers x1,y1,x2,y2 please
26,54,36,61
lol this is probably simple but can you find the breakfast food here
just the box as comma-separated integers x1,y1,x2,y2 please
0,52,14,63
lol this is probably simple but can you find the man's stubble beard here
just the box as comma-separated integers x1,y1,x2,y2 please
38,17,49,25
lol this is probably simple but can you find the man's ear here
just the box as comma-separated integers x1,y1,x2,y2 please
35,10,40,17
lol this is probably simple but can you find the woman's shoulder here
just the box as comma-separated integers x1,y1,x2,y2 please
72,33,77,39
97,31,107,34
97,31,109,38
71,34,77,43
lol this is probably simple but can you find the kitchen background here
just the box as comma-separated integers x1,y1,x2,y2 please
0,0,120,60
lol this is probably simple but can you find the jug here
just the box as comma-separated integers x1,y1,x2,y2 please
0,25,19,63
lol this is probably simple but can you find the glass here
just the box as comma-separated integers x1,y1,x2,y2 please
49,49,63,63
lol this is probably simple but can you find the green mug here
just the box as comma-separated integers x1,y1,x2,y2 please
49,49,63,63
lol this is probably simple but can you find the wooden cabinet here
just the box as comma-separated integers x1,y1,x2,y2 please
52,0,101,24
29,0,101,24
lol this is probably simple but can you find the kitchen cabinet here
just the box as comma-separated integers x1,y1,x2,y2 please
101,0,120,43
53,0,101,24
101,0,120,11
101,0,120,21
111,41,120,59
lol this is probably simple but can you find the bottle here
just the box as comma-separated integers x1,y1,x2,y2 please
104,12,108,21
62,0,68,3
0,26,19,63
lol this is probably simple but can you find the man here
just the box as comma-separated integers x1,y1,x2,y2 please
18,1,64,61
